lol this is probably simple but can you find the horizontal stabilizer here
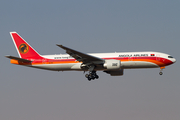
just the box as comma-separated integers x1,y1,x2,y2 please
5,55,32,62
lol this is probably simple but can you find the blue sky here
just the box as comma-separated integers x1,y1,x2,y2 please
1,0,180,120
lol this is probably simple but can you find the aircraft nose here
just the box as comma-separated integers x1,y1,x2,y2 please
173,58,176,63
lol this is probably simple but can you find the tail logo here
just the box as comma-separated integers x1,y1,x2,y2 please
19,43,29,54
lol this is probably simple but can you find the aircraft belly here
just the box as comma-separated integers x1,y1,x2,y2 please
121,61,159,69
31,63,81,71
30,61,159,70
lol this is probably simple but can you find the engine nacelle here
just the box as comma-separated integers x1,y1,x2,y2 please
103,59,121,70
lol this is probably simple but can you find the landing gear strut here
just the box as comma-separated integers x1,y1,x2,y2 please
159,66,165,75
85,71,99,81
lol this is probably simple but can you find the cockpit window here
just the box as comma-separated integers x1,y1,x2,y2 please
168,56,173,58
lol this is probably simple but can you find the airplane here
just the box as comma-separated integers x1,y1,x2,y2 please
6,32,176,81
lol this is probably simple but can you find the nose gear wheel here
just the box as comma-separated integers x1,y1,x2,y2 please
159,66,165,75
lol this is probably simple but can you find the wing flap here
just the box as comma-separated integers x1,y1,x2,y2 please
56,44,104,64
5,55,32,62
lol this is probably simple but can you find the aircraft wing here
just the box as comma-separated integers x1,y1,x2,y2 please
5,55,32,62
56,44,105,64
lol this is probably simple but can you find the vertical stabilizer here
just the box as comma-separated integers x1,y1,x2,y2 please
10,32,42,59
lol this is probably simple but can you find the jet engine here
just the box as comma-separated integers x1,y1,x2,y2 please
103,59,121,70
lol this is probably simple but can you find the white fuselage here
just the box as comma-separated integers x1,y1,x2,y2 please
24,51,175,71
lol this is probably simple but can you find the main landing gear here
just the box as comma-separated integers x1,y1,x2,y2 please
84,65,99,81
85,71,99,81
159,66,165,75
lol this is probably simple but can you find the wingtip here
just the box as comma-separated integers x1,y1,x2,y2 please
56,44,63,47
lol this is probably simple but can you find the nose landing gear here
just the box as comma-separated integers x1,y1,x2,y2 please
159,71,163,75
159,66,165,75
